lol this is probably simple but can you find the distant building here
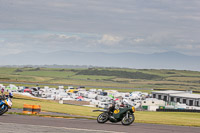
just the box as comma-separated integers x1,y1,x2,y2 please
170,93,200,106
152,90,200,107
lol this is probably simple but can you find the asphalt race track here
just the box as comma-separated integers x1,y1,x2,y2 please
0,114,200,133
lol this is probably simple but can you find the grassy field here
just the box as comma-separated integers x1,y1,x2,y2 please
11,94,200,127
2,67,199,127
13,94,100,117
135,111,200,127
0,67,200,93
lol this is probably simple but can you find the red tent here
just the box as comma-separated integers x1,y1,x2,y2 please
77,96,84,99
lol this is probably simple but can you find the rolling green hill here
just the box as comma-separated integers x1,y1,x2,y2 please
0,67,200,92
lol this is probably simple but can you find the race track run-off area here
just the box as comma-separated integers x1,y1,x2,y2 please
0,114,200,133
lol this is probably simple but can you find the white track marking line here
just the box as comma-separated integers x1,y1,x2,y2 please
0,122,126,133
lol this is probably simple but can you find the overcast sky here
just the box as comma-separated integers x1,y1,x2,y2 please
0,0,200,56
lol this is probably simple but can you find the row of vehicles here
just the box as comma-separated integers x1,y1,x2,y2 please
0,91,135,126
0,93,13,115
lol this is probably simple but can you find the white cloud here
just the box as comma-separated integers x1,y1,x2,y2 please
98,34,123,45
0,39,5,43
134,38,144,43
58,34,81,40
29,33,81,42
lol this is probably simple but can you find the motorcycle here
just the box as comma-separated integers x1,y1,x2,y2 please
0,93,13,115
93,103,135,125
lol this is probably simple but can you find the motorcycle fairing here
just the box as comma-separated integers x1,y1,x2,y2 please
113,107,132,119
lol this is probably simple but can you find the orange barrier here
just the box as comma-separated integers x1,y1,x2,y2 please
23,104,41,114
23,104,33,114
32,105,41,114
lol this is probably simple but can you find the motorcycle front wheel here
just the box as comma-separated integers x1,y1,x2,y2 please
121,113,135,125
0,105,8,116
97,113,109,123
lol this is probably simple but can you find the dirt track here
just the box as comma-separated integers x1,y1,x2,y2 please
0,114,200,133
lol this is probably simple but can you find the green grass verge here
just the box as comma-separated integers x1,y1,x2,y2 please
135,111,200,127
11,94,200,127
12,94,100,117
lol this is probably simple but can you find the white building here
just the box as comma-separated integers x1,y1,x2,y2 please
152,90,200,107
170,93,200,106
141,98,166,111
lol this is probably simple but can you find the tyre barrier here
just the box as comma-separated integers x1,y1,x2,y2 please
32,105,41,114
23,104,41,114
156,109,200,113
23,104,33,114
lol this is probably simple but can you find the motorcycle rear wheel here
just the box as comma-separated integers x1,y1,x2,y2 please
121,113,135,125
97,113,109,123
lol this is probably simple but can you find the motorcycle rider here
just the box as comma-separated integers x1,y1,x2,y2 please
107,98,117,119
108,99,116,113
9,92,13,98
0,88,5,100
1,88,4,94
120,99,129,107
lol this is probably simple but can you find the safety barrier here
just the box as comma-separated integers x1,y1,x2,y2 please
156,108,200,113
23,104,33,114
23,104,41,114
32,105,41,114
